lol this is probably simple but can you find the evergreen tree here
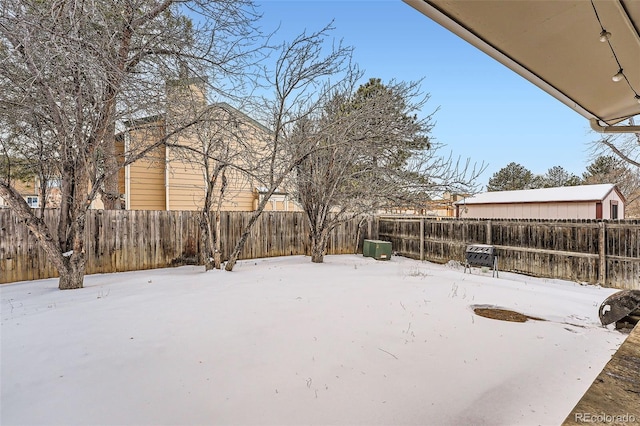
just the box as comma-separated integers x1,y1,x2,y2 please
292,78,480,263
582,156,621,182
541,166,582,188
486,162,538,191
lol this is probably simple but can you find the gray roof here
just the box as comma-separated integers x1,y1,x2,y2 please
454,184,620,205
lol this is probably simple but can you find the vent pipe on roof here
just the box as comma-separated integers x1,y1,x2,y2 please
590,118,640,133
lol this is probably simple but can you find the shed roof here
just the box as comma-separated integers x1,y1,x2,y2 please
455,184,621,205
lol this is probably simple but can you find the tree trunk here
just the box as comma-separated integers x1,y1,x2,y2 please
58,253,86,290
225,184,278,271
214,211,222,269
200,211,215,271
58,196,89,289
37,174,48,216
354,216,367,254
56,158,91,289
100,90,122,210
0,183,82,288
310,229,330,263
225,220,254,271
224,155,307,271
225,206,266,271
311,239,324,263
101,170,121,210
101,165,122,210
200,167,225,271
214,171,226,270
200,170,216,271
58,164,74,250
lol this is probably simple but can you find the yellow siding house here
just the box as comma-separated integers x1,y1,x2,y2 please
121,80,299,212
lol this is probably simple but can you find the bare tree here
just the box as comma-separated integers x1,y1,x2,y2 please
1,111,61,213
290,78,483,263
593,117,640,169
583,154,640,217
590,117,640,216
166,100,265,270
0,0,263,289
222,23,356,271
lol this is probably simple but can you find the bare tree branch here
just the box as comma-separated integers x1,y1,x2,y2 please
289,78,484,262
0,0,265,289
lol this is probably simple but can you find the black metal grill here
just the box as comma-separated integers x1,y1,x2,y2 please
464,244,498,277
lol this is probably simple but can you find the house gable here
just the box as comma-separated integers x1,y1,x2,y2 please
122,98,282,212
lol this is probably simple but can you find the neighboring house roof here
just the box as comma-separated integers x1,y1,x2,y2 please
454,184,624,205
122,102,272,134
213,102,271,135
123,114,164,129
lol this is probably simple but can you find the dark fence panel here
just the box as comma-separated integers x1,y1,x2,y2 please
378,216,640,290
0,209,371,284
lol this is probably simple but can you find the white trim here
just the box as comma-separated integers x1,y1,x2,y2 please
124,131,131,210
165,145,170,211
25,195,40,208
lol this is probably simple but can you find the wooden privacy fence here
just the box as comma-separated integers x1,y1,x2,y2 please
4,209,639,289
378,216,640,290
0,209,371,284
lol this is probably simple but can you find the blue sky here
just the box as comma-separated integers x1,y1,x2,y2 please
255,0,599,189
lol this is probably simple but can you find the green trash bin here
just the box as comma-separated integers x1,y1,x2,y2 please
363,239,392,260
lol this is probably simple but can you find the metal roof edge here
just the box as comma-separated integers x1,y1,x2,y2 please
453,184,619,205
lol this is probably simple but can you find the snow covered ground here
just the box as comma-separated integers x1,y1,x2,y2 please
1,254,626,426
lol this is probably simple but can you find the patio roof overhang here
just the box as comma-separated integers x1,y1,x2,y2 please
403,0,640,132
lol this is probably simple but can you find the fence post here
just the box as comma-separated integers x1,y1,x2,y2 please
373,216,379,240
486,220,492,245
420,218,424,261
598,221,606,286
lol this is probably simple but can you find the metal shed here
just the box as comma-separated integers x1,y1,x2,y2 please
455,184,625,219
